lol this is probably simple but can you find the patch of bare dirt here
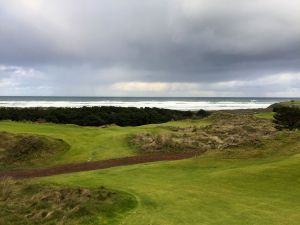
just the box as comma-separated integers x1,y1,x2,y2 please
0,153,195,179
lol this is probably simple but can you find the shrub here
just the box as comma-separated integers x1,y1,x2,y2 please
196,109,211,118
0,107,209,127
273,106,300,130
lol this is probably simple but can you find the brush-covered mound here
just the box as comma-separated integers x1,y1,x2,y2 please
0,177,137,225
0,132,69,168
131,113,278,153
269,100,300,109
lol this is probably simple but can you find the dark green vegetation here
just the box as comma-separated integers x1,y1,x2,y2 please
270,100,300,109
0,132,69,170
0,106,209,126
273,105,300,130
0,177,136,225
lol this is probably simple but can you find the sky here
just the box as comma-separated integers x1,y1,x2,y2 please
0,0,300,97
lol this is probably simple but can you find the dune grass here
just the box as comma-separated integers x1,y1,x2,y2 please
157,119,211,128
0,177,137,225
0,132,69,170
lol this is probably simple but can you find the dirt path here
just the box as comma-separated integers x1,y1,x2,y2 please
0,153,197,179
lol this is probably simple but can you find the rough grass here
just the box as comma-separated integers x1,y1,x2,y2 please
0,177,137,225
0,132,69,170
131,113,279,153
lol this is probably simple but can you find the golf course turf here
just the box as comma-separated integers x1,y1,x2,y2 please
0,112,300,225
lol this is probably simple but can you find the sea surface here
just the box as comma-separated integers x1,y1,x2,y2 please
0,96,298,111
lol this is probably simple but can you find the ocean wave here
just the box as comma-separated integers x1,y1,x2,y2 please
0,100,274,110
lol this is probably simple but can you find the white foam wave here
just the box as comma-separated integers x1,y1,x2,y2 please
0,100,274,110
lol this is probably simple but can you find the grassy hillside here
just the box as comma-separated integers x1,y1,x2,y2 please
1,112,300,224
0,119,210,169
0,122,135,167
0,177,137,225
38,136,300,225
0,132,69,170
279,100,300,107
269,100,300,109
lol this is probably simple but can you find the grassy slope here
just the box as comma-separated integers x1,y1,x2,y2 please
39,151,300,225
0,122,136,166
0,119,209,167
0,178,137,225
278,100,300,107
0,132,69,170
2,113,300,224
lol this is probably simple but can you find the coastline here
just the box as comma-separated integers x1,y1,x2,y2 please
1,96,297,110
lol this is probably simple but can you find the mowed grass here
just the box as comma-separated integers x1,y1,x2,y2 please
0,121,136,167
255,112,275,120
36,129,300,225
0,119,209,168
39,150,300,225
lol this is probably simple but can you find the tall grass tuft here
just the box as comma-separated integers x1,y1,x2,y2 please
0,176,15,200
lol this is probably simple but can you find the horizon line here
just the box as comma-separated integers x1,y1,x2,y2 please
0,96,300,99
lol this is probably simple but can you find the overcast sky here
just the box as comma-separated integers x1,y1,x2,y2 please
0,0,300,97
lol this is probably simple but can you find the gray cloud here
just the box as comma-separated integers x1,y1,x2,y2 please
0,0,300,96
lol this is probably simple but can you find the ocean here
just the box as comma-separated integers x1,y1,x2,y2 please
0,96,298,111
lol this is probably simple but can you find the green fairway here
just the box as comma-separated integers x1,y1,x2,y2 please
255,112,275,119
0,121,136,167
38,150,300,225
0,119,209,168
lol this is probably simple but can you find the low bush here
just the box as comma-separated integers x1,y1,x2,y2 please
0,107,208,127
273,105,300,130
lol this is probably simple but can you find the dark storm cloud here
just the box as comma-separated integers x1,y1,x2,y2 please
0,0,299,96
